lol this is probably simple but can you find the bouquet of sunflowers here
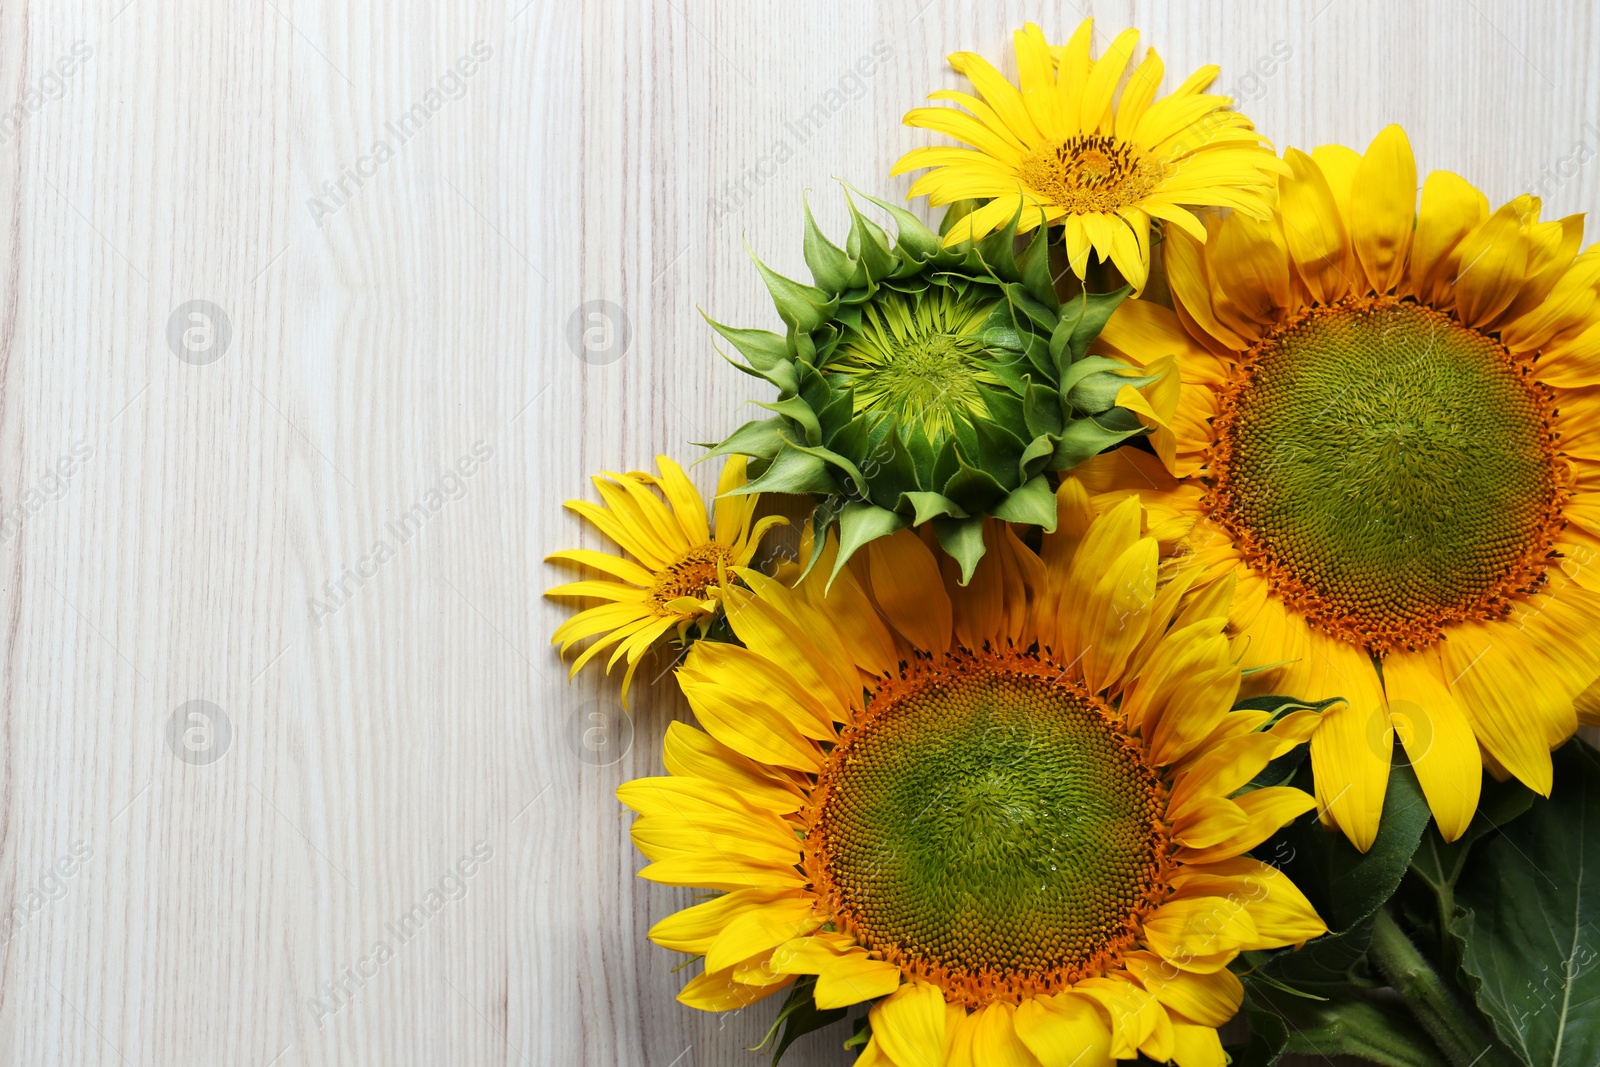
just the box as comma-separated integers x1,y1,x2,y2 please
549,20,1600,1067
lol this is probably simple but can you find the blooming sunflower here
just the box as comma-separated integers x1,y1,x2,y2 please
619,487,1329,1066
891,19,1285,292
710,187,1171,582
1086,124,1600,851
546,454,784,701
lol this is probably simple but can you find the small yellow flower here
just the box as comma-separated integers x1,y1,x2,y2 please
547,455,784,702
892,19,1285,292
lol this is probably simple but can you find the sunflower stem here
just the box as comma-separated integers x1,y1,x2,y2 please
1369,907,1501,1067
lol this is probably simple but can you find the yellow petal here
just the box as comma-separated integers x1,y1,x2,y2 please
564,499,672,570
1163,229,1248,353
1169,1020,1229,1067
769,934,902,1008
544,547,656,587
867,529,953,653
1404,170,1489,307
1310,143,1361,233
1051,19,1095,134
870,982,952,1067
1014,993,1114,1067
646,455,711,544
649,887,807,954
948,49,1040,144
903,105,1027,166
953,1001,1041,1067
662,722,805,814
1278,147,1352,304
1012,24,1063,140
1123,953,1242,1027
1301,637,1390,851
678,674,824,771
1438,625,1559,795
1113,47,1165,140
1348,125,1416,294
1381,650,1483,843
1177,786,1318,865
1074,977,1173,1061
1080,28,1139,133
1079,536,1159,692
1209,213,1291,338
705,897,823,972
676,962,793,1011
1142,896,1257,963
1452,200,1530,328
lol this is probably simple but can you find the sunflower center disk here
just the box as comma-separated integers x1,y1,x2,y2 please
805,656,1166,1006
1018,134,1165,214
1209,299,1564,651
648,543,731,614
829,289,1003,444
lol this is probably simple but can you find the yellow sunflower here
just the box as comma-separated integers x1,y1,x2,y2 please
890,19,1285,292
546,455,784,701
1086,123,1600,851
619,487,1328,1066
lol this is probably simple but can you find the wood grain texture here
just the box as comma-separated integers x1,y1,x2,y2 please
0,0,1592,1063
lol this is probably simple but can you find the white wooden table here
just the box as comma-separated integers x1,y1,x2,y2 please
4,0,1594,1063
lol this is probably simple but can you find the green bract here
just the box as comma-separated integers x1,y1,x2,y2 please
705,188,1160,581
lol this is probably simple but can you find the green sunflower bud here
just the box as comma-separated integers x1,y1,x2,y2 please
704,186,1157,583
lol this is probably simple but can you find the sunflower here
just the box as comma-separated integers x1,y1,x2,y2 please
709,187,1169,582
1086,124,1600,851
890,19,1285,292
619,486,1328,1066
546,454,784,701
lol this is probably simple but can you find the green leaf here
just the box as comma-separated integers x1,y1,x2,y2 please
736,447,841,497
1450,740,1600,1067
1256,754,1431,991
990,475,1059,532
1246,984,1448,1067
1411,773,1538,898
802,193,857,292
933,516,987,584
1051,285,1131,367
1224,1007,1287,1067
902,491,967,525
749,251,838,333
756,977,847,1066
843,190,897,281
832,501,908,582
1050,415,1142,470
938,198,979,239
703,315,800,393
846,186,942,264
1015,225,1060,311
700,417,789,461
756,397,823,446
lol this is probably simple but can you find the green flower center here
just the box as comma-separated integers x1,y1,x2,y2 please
828,288,1005,443
803,652,1167,1006
1209,298,1565,652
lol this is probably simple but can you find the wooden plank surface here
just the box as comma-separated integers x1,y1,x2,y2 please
0,0,1593,1063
